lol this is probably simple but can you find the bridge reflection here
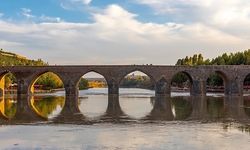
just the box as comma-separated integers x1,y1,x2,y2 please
0,94,250,124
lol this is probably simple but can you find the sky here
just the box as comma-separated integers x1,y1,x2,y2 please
0,0,250,65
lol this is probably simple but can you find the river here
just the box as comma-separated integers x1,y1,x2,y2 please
0,88,249,149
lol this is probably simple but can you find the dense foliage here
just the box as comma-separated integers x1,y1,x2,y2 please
0,49,49,89
173,49,250,86
0,49,89,90
171,72,190,87
176,49,250,66
0,49,47,66
35,73,64,90
78,78,89,90
120,75,154,89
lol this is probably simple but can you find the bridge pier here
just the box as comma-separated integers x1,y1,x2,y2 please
16,77,31,96
155,77,171,97
108,80,119,95
191,80,206,96
53,81,86,123
107,81,123,115
106,94,123,116
225,79,243,96
63,83,81,114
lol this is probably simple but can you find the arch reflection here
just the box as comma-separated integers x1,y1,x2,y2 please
171,96,192,120
243,96,250,118
0,95,17,119
206,96,225,119
78,72,108,119
31,95,65,119
0,92,249,123
119,71,155,119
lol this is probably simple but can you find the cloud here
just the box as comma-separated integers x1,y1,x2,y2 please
60,0,93,10
19,8,63,23
82,0,92,5
21,8,34,19
0,4,249,65
40,15,62,23
69,0,92,5
135,0,250,38
0,13,4,17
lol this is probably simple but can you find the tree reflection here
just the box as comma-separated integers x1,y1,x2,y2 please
0,96,17,119
207,97,224,118
171,97,192,120
31,96,65,119
243,97,250,117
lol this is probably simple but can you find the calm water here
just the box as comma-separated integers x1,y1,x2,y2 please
0,88,250,150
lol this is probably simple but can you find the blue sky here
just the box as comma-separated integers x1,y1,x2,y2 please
0,0,167,23
0,0,250,65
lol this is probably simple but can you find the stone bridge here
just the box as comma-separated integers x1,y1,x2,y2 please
0,65,250,120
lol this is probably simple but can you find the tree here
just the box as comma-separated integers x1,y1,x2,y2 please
192,54,198,65
197,54,204,65
174,49,250,86
78,78,89,90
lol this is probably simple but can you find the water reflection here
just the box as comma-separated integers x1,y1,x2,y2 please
1,89,250,150
171,96,192,120
0,95,17,119
31,95,65,119
0,88,250,124
243,96,250,117
78,95,108,118
207,97,225,119
146,96,174,120
119,88,154,119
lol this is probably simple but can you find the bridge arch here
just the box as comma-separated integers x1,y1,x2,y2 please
205,70,229,95
28,71,66,119
242,73,250,95
118,69,155,119
118,69,155,92
118,68,156,85
76,70,109,118
28,70,65,95
76,70,109,88
170,71,194,96
0,70,18,96
0,71,8,96
0,70,18,119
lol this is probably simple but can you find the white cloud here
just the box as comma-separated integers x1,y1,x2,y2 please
135,0,250,38
0,4,249,65
60,0,93,10
40,15,62,23
21,8,34,19
19,8,63,23
82,0,92,5
69,0,92,5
